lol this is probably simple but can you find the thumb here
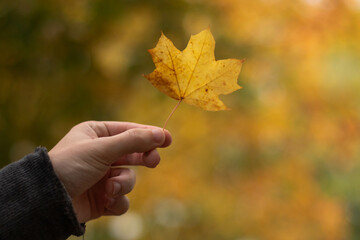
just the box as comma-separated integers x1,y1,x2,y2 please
98,128,165,164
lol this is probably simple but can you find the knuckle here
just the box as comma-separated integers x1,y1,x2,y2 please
83,120,98,128
70,122,84,131
85,121,110,137
85,120,97,125
71,121,96,132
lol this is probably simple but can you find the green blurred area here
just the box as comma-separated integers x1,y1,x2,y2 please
2,0,360,239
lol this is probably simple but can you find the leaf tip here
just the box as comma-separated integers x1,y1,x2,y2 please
142,73,150,80
205,26,213,36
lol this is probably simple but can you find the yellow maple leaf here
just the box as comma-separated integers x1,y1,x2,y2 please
144,28,244,127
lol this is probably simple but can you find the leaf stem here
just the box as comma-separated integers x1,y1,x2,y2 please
163,99,182,129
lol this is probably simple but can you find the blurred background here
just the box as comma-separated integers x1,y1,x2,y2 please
1,0,360,239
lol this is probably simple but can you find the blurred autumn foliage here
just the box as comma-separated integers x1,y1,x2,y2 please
1,0,360,239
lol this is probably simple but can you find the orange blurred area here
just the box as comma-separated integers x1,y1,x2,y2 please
1,0,360,239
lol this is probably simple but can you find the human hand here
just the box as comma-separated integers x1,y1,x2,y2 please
48,121,172,223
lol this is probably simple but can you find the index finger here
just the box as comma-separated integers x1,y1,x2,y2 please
88,121,172,148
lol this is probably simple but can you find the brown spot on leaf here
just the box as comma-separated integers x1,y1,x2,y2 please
144,28,243,111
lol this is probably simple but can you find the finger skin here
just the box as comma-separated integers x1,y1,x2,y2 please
105,195,130,216
98,128,166,165
105,168,136,197
85,121,172,147
48,121,173,222
111,149,161,168
142,149,161,168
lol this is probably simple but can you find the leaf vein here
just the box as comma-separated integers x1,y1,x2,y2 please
185,65,237,98
182,32,208,97
165,44,182,98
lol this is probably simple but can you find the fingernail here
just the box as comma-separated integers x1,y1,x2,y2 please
113,182,121,196
152,129,164,143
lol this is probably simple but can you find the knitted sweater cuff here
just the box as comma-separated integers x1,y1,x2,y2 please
0,147,85,239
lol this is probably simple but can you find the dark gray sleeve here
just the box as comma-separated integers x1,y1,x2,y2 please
0,147,85,240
